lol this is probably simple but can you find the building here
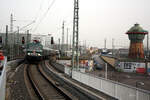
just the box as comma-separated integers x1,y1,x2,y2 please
115,24,150,74
126,23,148,59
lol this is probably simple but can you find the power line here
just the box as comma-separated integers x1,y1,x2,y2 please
33,0,56,32
28,0,45,32
34,0,45,22
12,21,35,34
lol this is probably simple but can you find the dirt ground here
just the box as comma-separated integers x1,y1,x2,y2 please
6,63,31,100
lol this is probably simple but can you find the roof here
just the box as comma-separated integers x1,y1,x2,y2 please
126,23,148,34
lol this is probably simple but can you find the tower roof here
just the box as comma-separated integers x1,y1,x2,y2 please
126,23,148,34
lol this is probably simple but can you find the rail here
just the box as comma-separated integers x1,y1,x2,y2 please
46,61,116,100
25,63,70,100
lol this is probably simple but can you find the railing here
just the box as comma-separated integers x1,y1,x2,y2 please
0,57,7,100
65,67,150,100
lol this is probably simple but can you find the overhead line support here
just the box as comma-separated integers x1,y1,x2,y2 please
72,0,79,69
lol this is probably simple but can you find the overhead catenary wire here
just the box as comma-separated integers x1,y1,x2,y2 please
19,21,36,32
12,21,35,34
33,0,56,32
27,0,45,32
34,0,45,22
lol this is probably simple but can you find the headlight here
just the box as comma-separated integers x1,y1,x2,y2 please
38,54,41,56
28,53,30,55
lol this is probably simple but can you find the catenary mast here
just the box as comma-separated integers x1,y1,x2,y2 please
72,0,79,69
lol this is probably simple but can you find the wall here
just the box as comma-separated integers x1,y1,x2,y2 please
116,61,150,74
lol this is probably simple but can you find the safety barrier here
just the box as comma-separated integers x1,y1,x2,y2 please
0,57,7,100
65,66,150,100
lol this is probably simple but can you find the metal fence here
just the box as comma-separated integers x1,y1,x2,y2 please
0,57,7,100
65,67,150,100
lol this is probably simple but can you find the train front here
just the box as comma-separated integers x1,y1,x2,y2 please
26,40,43,62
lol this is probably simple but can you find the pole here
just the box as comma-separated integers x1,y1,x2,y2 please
72,25,75,69
85,40,86,52
105,63,107,79
58,38,60,50
17,27,19,56
147,33,149,58
145,33,149,75
112,38,114,56
67,28,69,51
27,30,29,49
72,0,79,69
5,25,8,56
62,21,65,54
70,35,72,51
104,38,106,49
76,0,79,69
10,14,13,33
9,14,17,60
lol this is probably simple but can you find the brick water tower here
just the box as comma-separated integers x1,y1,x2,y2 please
126,23,148,59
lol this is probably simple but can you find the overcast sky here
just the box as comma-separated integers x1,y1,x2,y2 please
0,0,150,48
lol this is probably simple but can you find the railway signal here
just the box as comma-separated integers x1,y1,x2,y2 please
22,37,25,44
51,37,54,44
0,36,2,44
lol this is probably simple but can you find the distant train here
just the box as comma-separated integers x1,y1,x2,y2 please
25,40,59,62
101,48,109,55
93,59,103,70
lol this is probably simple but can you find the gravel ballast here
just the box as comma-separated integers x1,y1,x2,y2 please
6,61,31,100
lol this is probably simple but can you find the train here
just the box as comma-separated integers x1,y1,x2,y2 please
101,48,109,55
93,58,103,70
25,40,59,62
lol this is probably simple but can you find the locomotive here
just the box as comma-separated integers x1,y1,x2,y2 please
25,40,55,62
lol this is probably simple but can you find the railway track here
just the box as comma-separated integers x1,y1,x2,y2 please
24,63,71,100
24,60,116,100
43,61,116,100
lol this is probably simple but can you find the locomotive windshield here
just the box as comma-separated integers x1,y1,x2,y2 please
27,42,43,52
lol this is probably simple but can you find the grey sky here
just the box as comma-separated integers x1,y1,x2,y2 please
0,0,150,48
